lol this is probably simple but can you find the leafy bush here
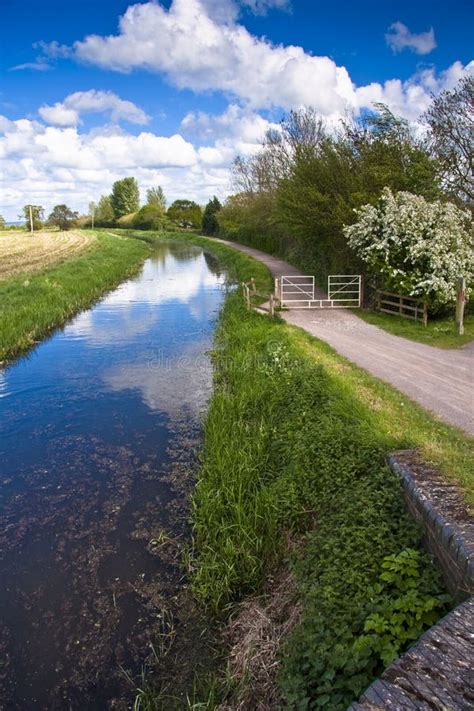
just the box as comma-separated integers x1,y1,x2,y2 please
282,549,447,709
132,204,167,230
344,187,473,307
167,199,202,228
116,211,138,226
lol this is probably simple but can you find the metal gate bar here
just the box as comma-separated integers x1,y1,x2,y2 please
279,274,361,309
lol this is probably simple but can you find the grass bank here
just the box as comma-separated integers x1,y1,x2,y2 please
191,286,458,708
121,231,471,708
0,231,150,364
355,309,473,348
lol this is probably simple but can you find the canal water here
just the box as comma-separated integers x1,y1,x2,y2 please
0,242,227,708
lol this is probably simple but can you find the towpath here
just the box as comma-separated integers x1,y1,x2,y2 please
215,238,474,436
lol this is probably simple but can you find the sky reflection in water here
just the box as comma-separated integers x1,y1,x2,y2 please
0,242,227,708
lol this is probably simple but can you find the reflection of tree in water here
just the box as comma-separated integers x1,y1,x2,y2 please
148,244,171,267
203,251,223,278
147,242,201,267
164,242,203,264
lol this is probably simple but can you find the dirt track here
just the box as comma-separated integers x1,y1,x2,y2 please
0,231,96,280
215,238,474,436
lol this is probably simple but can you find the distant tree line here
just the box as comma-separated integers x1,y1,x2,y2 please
90,178,220,232
12,176,221,235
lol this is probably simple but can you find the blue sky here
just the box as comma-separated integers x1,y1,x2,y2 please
1,0,472,220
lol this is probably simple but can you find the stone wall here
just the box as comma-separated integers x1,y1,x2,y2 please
388,451,473,600
349,597,474,710
349,450,474,709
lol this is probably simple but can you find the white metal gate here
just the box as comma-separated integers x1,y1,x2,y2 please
327,275,361,307
280,275,315,307
279,274,361,309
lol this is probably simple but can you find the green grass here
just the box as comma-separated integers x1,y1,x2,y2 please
0,230,150,363
113,231,471,708
355,309,473,348
189,285,455,708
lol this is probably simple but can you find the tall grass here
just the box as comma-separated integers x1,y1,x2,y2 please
0,231,150,363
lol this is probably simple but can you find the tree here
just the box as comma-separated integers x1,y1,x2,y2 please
202,196,222,235
0,214,5,229
423,75,474,203
110,177,140,218
343,104,440,201
95,195,115,226
48,204,79,231
167,199,202,228
146,186,167,213
20,205,44,231
344,188,473,307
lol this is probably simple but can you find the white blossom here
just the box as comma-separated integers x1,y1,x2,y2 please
344,188,473,306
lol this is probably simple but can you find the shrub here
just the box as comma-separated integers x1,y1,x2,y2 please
132,205,169,230
344,187,473,307
167,200,202,229
117,212,138,227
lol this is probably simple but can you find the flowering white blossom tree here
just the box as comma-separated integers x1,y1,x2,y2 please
344,187,473,307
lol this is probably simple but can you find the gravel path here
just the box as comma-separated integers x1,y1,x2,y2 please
215,238,474,435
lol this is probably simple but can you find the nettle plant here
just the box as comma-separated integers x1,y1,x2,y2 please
353,548,449,668
344,187,473,308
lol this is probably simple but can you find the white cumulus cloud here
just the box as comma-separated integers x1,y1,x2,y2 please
39,90,150,126
385,21,436,55
72,0,357,115
69,1,468,122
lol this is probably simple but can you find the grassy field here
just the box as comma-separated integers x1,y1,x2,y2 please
0,230,150,364
117,230,471,709
356,308,473,348
0,230,96,279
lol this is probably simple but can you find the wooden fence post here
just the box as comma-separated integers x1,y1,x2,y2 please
456,277,466,335
423,303,428,328
269,293,275,317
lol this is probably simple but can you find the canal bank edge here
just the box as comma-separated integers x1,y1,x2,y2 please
350,451,474,709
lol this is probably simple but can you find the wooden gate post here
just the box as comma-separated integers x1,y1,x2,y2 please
456,277,466,335
269,293,275,317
